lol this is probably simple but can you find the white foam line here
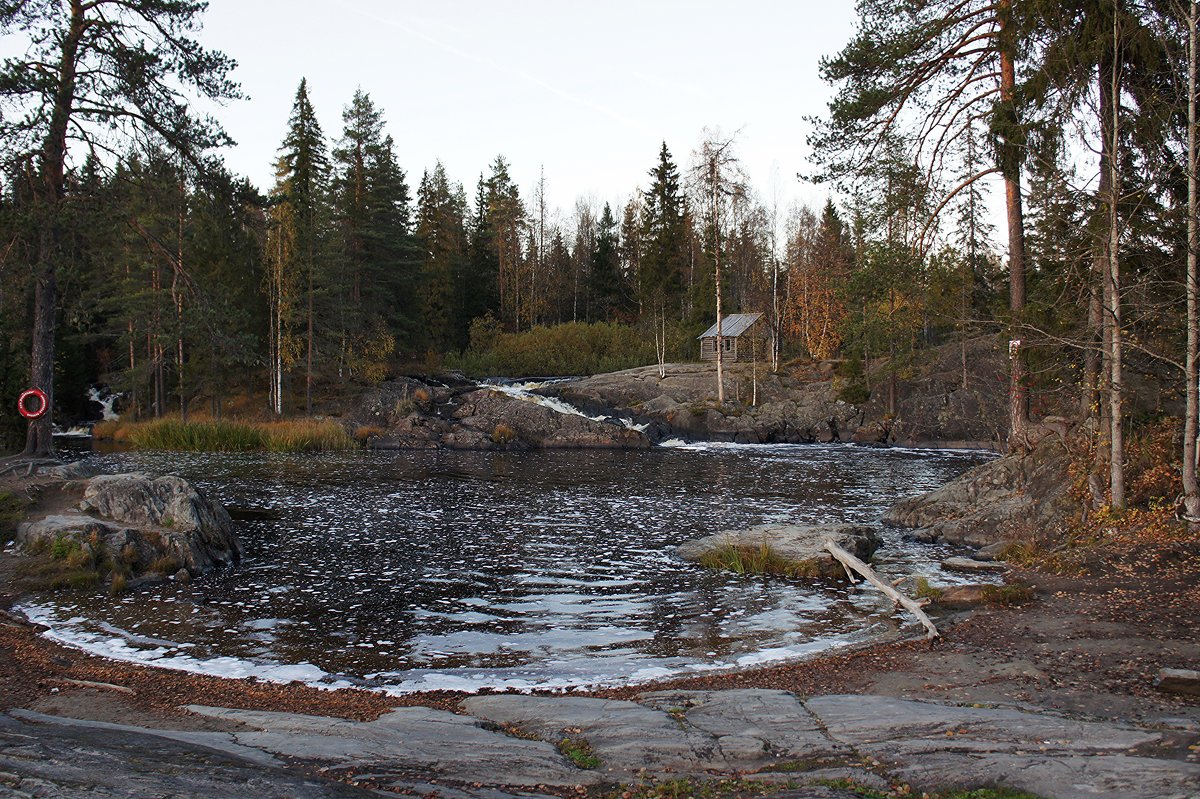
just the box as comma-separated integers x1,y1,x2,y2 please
16,600,867,696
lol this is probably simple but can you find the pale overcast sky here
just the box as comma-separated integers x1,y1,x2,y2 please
190,0,857,218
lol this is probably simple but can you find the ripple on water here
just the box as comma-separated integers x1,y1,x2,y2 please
20,444,992,693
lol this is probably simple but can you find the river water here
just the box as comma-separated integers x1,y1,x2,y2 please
20,442,990,693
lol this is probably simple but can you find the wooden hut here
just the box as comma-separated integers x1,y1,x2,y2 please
697,312,764,363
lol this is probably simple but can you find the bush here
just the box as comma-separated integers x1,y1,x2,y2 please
445,318,696,377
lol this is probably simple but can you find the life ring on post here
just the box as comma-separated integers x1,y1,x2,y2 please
17,388,49,420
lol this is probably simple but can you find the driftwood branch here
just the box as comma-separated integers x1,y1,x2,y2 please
824,539,940,640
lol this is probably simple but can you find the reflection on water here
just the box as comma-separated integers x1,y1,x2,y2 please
23,443,989,692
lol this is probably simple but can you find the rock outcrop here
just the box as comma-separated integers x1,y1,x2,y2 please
17,473,240,582
548,337,1008,447
676,523,882,580
882,430,1075,548
343,379,650,450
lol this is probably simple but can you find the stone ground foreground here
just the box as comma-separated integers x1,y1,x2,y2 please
1,688,1197,798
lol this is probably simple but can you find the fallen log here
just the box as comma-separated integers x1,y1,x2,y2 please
824,538,939,640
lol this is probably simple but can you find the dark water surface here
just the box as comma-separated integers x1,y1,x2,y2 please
21,443,990,692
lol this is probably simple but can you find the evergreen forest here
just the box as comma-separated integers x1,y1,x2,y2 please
0,0,1198,519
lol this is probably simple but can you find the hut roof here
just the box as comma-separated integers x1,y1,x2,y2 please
697,312,763,340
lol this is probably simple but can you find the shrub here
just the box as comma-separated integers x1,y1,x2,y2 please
446,319,680,377
491,422,517,445
0,492,27,545
148,556,179,574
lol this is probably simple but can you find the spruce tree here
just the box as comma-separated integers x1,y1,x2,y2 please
590,203,624,322
279,78,329,414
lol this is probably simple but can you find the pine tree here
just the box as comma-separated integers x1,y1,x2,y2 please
0,0,238,455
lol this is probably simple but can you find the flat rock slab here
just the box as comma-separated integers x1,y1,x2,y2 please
804,695,1200,797
886,751,1200,799
185,704,598,789
462,694,725,777
676,524,881,580
0,711,372,799
807,694,1162,754
8,691,1199,798
941,556,1008,572
636,688,847,762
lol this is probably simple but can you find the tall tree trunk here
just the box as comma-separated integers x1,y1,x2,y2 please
712,156,725,404
306,243,314,417
1183,0,1200,524
23,232,57,456
23,1,87,457
999,0,1029,452
1107,10,1126,509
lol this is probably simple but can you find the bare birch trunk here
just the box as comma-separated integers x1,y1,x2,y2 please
1183,0,1200,523
1107,10,1126,509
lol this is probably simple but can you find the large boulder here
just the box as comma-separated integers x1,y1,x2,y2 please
882,431,1075,547
677,523,881,580
18,473,240,581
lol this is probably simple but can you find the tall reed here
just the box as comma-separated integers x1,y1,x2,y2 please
95,417,355,452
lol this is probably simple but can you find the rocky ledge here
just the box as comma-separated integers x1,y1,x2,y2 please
341,378,650,450
3,689,1196,798
883,423,1075,548
677,523,881,580
549,337,1007,448
16,472,240,587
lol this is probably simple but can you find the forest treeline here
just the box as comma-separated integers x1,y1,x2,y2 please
0,1,1197,520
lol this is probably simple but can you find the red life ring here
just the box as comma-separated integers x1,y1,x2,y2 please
17,388,48,420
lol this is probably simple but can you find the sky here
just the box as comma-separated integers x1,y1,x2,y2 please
187,0,858,221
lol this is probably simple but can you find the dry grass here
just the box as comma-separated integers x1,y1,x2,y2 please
95,417,355,453
696,542,823,579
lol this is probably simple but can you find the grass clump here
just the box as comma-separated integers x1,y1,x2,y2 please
491,422,517,445
932,790,1048,799
601,777,785,799
812,778,888,798
697,542,821,579
557,736,600,769
109,417,355,453
915,576,944,601
0,491,27,545
147,556,179,575
980,583,1035,606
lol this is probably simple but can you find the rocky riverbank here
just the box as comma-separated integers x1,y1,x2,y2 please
0,556,1196,798
2,462,240,593
335,337,1010,451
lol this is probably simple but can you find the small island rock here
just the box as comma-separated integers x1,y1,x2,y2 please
677,523,881,580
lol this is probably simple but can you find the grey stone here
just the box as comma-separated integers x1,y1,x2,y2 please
884,430,1074,546
676,524,881,580
1155,668,1200,697
805,694,1162,755
941,556,1008,573
16,473,240,580
637,689,844,760
185,704,599,788
463,694,723,776
887,751,1200,799
0,711,373,798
